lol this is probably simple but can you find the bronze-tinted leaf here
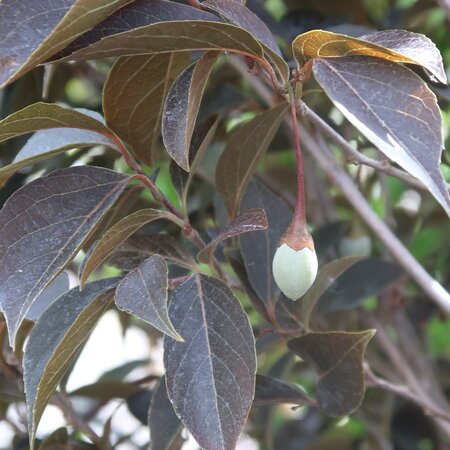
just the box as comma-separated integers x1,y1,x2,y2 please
115,255,183,341
203,0,288,81
39,427,69,449
58,21,265,63
162,52,219,170
198,208,268,264
164,275,256,450
24,278,118,449
55,0,221,58
254,374,315,407
108,234,196,272
0,0,131,87
293,29,447,83
103,53,189,167
148,375,183,450
79,209,183,287
0,166,132,346
313,56,450,217
360,29,447,84
300,256,362,329
170,114,219,216
216,102,288,217
0,107,118,185
288,330,375,416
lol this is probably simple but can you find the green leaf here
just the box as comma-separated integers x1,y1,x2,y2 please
24,278,118,449
148,376,183,450
103,53,189,167
288,330,376,416
115,255,183,341
70,379,139,401
162,52,219,170
0,107,118,185
0,166,132,347
164,275,256,450
0,0,132,87
216,102,288,218
198,208,268,264
293,29,447,83
313,56,450,217
79,209,183,287
300,256,362,329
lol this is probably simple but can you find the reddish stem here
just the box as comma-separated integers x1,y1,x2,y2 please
280,87,311,250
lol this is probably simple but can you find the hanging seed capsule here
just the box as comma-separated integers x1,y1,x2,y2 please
272,220,318,301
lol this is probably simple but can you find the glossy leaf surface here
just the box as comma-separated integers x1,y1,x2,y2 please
313,56,450,217
294,29,447,83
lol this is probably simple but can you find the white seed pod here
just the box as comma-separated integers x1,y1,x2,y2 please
272,243,318,300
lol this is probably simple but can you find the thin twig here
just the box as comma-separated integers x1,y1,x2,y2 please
365,365,450,422
53,393,101,445
298,101,450,193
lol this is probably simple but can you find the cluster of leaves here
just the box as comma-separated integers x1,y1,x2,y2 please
0,0,449,449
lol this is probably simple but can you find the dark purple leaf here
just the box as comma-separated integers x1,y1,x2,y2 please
108,234,195,272
170,113,219,215
0,0,130,87
203,0,288,80
24,278,118,448
55,0,221,59
198,208,268,263
127,389,152,425
299,256,361,329
239,178,302,331
57,21,266,64
216,102,288,217
0,166,132,346
103,53,189,167
163,52,219,170
361,29,447,84
148,376,183,450
115,255,183,341
25,273,70,322
0,107,118,184
79,209,183,287
288,330,375,416
254,374,315,407
313,56,450,217
164,275,256,450
316,258,404,314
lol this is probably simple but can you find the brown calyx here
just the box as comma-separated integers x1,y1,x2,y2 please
279,217,315,251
